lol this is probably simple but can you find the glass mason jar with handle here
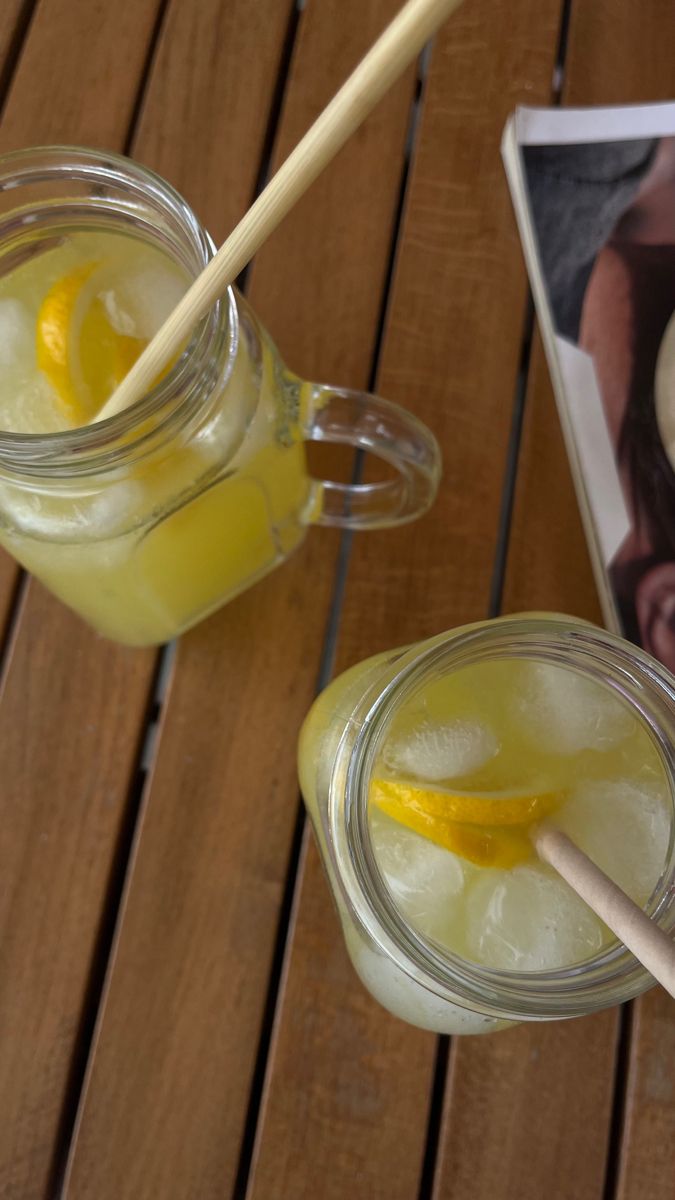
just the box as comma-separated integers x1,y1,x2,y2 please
0,147,440,646
298,616,675,1035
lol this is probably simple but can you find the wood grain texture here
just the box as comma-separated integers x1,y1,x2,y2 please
0,586,156,1199
563,0,675,106
0,1,289,1195
435,1013,619,1200
132,0,295,244
616,988,675,1200
0,0,30,80
246,3,564,1199
501,337,603,621
0,546,19,641
336,0,563,662
248,0,414,388
63,2,415,1196
0,0,163,151
501,4,675,1200
249,831,435,1200
0,2,168,1192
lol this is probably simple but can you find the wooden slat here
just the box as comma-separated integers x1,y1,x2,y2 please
0,516,19,641
0,588,155,1199
0,0,29,79
0,0,162,151
63,1,415,1195
561,0,675,105
502,339,603,621
436,1013,619,1200
249,832,435,1200
246,4,564,1199
499,4,675,1200
616,988,675,1200
0,0,291,1195
0,2,166,1193
131,0,293,243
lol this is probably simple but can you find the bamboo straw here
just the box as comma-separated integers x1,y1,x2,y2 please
94,0,464,423
532,823,675,998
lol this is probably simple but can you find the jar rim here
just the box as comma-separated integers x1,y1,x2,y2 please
331,616,675,1021
0,144,238,477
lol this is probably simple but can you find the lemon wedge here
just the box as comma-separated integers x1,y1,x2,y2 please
36,262,146,424
370,778,564,868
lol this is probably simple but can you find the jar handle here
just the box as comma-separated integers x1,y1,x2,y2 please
300,383,441,529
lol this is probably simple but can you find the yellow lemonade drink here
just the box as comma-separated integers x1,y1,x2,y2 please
0,225,311,645
0,148,441,643
299,619,675,1034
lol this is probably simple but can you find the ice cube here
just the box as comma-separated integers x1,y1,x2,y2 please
0,299,32,369
518,662,635,755
555,779,671,903
465,864,605,971
383,718,498,781
371,806,465,940
101,264,188,340
87,478,146,535
0,374,68,435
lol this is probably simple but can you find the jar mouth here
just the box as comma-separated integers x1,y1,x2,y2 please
0,145,238,477
333,617,675,1021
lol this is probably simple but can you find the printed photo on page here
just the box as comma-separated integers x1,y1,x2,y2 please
503,103,675,675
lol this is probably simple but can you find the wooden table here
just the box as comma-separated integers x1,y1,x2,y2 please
2,2,674,1197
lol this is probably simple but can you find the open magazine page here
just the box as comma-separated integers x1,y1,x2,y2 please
503,104,675,674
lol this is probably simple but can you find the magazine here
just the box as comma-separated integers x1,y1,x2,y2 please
502,102,675,675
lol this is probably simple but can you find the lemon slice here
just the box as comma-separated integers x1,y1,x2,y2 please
36,262,146,424
370,778,564,868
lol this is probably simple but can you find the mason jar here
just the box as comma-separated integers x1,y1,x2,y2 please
0,147,440,646
298,615,675,1034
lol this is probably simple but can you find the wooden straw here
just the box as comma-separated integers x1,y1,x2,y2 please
94,0,463,423
532,823,675,998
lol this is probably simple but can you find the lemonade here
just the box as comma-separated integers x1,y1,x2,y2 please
0,226,311,645
368,657,668,964
0,147,440,645
298,618,675,1034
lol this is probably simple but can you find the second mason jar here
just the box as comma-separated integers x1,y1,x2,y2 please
298,616,675,1035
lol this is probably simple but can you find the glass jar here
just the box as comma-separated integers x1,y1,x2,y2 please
0,147,440,646
298,615,675,1034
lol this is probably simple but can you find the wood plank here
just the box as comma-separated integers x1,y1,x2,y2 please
246,4,564,1199
436,1013,619,1200
498,4,675,1200
616,988,675,1200
63,1,415,1196
0,553,18,638
562,0,675,105
0,587,155,1200
0,0,29,80
0,1,166,1192
131,0,294,243
0,0,162,151
0,1,291,1195
249,831,434,1200
501,338,603,621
